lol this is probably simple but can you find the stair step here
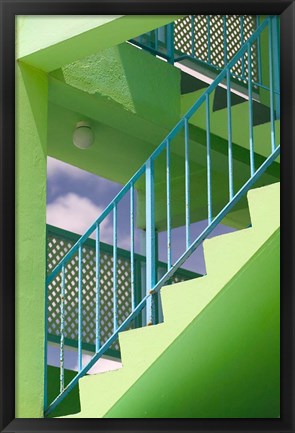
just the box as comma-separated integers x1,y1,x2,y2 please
247,182,280,231
58,182,280,418
161,182,280,326
119,323,167,370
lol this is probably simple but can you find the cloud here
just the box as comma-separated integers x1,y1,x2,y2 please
47,193,112,240
47,193,130,249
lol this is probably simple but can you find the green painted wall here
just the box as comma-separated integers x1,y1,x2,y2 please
15,61,48,417
17,15,181,72
47,366,81,417
60,42,180,128
47,42,180,177
105,229,280,418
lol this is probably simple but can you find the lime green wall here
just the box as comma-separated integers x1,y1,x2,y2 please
14,15,280,419
105,229,280,418
15,61,48,417
60,42,180,128
47,42,181,184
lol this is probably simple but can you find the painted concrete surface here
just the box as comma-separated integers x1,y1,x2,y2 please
15,62,48,417
16,15,181,72
106,229,279,417
55,182,279,418
61,42,180,128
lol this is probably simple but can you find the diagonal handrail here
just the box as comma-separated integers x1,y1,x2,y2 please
45,16,280,416
46,17,270,287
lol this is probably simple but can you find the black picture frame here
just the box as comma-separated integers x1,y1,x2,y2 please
0,1,294,432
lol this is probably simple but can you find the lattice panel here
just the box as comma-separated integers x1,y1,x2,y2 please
226,15,258,85
47,230,198,355
174,15,258,85
193,15,209,63
47,233,133,353
209,15,226,68
174,16,193,56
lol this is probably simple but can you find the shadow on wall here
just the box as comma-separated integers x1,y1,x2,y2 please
47,365,81,418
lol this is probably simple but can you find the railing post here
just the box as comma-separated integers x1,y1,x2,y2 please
145,159,156,325
44,227,49,413
191,15,195,57
166,23,175,64
256,15,262,85
207,15,211,64
154,229,159,324
223,15,228,67
60,265,66,393
268,18,276,152
78,244,83,372
271,16,280,119
95,224,100,353
134,257,143,328
240,16,245,79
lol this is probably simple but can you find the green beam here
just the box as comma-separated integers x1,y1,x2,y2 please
16,15,182,72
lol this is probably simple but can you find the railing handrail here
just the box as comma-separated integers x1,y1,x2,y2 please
46,17,270,287
46,224,200,280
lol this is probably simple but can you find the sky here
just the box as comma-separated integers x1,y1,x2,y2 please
46,156,236,275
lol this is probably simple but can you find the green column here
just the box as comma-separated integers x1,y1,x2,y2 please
15,61,48,417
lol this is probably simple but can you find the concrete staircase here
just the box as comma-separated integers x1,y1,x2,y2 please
53,182,279,418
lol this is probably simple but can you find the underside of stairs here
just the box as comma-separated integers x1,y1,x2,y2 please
50,182,280,418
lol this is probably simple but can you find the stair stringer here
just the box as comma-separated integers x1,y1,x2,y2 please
58,182,280,418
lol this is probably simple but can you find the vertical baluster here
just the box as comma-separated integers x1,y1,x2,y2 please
256,15,262,85
166,23,174,64
223,15,227,66
148,31,152,48
268,18,276,152
227,69,234,200
191,15,195,57
166,140,172,271
146,159,156,325
272,16,280,119
113,204,118,332
130,184,135,311
240,16,245,79
206,94,212,224
134,257,143,328
155,28,159,51
207,16,211,64
78,245,83,372
95,224,100,353
184,118,190,249
59,265,66,393
248,43,255,177
44,233,49,410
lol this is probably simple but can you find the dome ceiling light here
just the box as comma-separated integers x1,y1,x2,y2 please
73,121,94,149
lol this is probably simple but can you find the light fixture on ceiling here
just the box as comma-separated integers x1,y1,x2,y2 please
73,121,94,149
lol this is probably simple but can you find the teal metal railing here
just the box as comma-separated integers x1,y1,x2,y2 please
45,16,280,416
130,15,279,93
46,224,199,359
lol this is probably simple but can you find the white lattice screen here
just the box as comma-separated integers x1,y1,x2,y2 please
174,15,258,85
